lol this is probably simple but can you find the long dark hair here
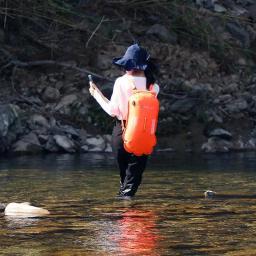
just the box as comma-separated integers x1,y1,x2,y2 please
145,58,159,89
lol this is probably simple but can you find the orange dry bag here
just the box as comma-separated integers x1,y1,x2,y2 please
123,89,159,156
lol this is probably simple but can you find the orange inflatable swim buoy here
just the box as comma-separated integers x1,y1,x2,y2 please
123,89,159,156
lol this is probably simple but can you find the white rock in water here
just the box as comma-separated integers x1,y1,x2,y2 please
204,190,216,198
4,202,50,217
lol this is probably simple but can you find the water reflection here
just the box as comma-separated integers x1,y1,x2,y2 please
91,206,160,256
4,216,43,228
1,151,256,172
115,208,159,255
1,152,256,255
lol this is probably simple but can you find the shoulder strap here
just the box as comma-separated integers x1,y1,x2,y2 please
149,83,159,97
130,79,136,90
121,118,125,131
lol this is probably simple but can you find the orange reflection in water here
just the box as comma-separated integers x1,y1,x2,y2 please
115,209,159,255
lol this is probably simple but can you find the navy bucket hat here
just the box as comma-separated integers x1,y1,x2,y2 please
112,44,150,71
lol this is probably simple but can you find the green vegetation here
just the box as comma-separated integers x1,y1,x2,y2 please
1,0,255,136
1,0,254,68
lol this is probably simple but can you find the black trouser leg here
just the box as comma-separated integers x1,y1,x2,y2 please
122,154,148,196
112,122,128,185
112,122,148,197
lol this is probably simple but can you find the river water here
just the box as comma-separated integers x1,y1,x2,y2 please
0,152,256,256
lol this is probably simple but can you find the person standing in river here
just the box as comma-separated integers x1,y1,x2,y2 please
89,43,159,199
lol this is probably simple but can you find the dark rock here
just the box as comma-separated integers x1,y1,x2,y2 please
38,134,49,144
42,87,60,103
214,4,227,13
49,124,80,139
0,104,19,137
209,128,233,140
96,51,113,70
222,83,239,94
248,4,256,20
0,29,4,43
231,136,245,150
210,111,223,123
226,22,250,47
29,114,50,129
53,135,76,153
44,136,60,152
79,129,87,145
103,134,112,152
58,125,80,139
195,0,215,9
201,137,232,153
225,98,248,113
222,0,235,9
215,94,233,104
81,145,89,152
231,5,248,16
55,94,78,111
251,127,256,138
146,15,161,24
0,104,21,152
86,135,105,152
12,132,42,153
146,24,177,44
246,138,256,150
169,98,198,113
236,0,255,7
0,203,6,212
188,83,214,97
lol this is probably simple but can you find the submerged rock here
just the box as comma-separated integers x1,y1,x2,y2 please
204,190,217,198
0,203,6,212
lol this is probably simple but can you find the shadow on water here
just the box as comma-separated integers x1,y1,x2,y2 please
0,152,256,255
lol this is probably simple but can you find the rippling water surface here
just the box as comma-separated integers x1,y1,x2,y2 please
1,152,256,256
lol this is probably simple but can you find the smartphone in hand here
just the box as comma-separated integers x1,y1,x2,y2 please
88,75,96,89
88,74,93,83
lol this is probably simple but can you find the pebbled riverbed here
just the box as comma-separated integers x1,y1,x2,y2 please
0,153,256,255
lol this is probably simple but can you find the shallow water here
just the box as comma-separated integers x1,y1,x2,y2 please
1,152,256,255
